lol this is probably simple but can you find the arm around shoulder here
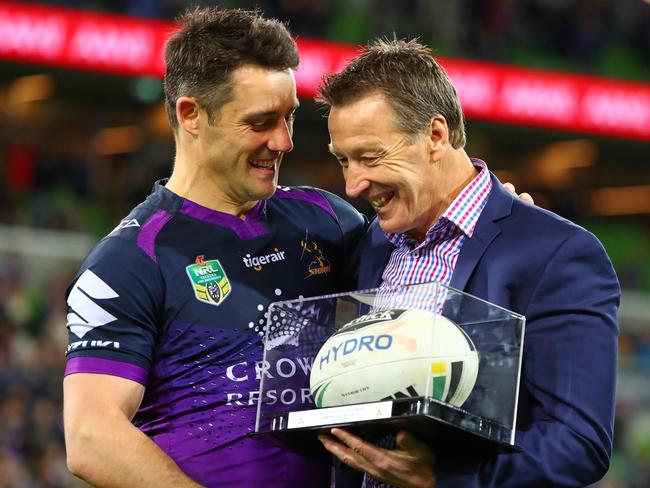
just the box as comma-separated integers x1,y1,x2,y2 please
64,373,203,488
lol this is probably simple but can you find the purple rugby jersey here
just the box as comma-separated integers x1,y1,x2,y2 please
64,181,365,487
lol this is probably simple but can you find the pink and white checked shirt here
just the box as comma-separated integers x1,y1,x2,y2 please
377,158,492,310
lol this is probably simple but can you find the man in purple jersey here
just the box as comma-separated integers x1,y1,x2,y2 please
317,40,619,488
63,7,366,487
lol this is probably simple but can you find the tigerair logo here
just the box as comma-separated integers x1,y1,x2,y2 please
300,231,331,278
186,255,231,306
243,248,286,271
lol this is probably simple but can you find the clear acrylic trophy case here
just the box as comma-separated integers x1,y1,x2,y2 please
254,281,525,451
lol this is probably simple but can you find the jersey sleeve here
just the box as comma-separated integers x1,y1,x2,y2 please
64,235,164,385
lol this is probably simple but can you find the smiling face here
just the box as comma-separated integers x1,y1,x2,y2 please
196,64,299,207
328,93,447,239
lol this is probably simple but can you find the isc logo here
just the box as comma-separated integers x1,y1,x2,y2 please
67,269,119,339
318,334,393,369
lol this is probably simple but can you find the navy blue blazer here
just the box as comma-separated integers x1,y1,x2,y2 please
352,174,620,487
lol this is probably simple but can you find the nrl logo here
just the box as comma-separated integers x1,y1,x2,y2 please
186,255,231,306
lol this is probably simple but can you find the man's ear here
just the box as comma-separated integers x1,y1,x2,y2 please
176,96,201,136
427,115,449,157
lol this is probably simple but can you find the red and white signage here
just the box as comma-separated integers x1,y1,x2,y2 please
1,1,649,140
0,1,170,76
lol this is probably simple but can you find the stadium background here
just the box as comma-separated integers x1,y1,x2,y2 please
0,1,649,486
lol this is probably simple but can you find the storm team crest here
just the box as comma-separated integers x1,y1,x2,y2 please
300,231,332,278
186,255,231,306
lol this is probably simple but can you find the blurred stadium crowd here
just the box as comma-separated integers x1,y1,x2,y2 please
1,1,649,487
28,0,650,81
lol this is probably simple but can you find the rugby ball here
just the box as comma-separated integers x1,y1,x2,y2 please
310,309,478,408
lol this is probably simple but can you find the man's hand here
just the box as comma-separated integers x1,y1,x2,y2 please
319,428,436,488
503,182,534,204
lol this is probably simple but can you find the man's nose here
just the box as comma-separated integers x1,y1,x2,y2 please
267,119,294,153
344,162,370,198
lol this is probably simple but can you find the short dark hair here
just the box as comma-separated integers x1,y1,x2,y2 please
317,39,466,148
164,7,299,131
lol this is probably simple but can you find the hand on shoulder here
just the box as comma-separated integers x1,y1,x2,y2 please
503,182,534,205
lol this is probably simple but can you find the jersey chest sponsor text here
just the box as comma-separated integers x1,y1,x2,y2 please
224,356,315,407
243,248,286,271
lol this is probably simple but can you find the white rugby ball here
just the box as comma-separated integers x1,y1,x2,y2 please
310,309,478,408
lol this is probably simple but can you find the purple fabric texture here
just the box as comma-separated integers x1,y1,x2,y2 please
64,357,148,385
135,321,328,486
136,210,173,262
180,199,267,239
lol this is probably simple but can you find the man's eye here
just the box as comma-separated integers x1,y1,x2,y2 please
361,156,378,165
249,121,271,132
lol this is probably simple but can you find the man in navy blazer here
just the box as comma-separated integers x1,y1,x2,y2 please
316,39,620,488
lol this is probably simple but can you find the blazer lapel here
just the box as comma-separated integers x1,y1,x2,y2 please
450,174,513,291
367,240,393,288
358,219,394,289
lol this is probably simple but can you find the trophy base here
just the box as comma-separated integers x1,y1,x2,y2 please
253,396,519,453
